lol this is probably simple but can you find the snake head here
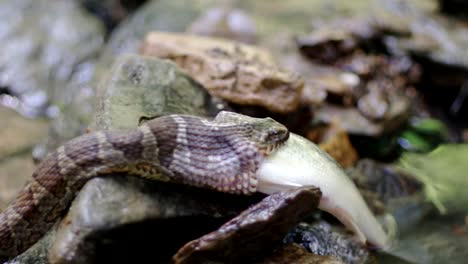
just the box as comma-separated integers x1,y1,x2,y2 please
214,111,289,155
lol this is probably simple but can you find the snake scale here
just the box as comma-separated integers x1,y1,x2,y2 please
0,111,289,261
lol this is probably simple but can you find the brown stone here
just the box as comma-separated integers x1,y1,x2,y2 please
140,32,303,113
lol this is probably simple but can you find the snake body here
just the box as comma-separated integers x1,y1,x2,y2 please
0,111,288,260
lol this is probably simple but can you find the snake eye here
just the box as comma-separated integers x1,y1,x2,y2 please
268,128,283,139
268,128,278,135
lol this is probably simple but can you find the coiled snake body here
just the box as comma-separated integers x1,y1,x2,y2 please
0,111,288,260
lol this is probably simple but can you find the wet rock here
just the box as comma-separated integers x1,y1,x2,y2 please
173,187,321,264
91,55,210,130
49,177,262,264
0,0,104,117
284,222,369,264
140,32,303,114
260,243,344,264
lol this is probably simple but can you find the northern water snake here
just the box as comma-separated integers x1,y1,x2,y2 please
0,111,288,260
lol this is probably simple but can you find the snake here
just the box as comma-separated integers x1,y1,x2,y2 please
0,111,289,261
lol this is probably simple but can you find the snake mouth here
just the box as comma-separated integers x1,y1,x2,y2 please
260,141,286,156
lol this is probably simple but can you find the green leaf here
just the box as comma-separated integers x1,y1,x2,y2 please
399,144,468,214
398,131,433,152
410,118,448,136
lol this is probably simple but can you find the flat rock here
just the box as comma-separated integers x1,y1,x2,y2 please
173,187,321,263
140,32,303,114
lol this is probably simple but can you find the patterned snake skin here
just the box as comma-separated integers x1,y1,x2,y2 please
0,111,289,260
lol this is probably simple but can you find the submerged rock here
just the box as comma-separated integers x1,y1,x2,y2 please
173,187,321,263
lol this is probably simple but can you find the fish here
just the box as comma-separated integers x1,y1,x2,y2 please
256,133,391,249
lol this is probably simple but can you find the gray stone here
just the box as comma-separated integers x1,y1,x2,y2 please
91,55,209,130
48,177,260,264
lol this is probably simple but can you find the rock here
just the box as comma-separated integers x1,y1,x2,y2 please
5,230,55,264
0,0,104,117
348,159,422,204
316,103,410,136
90,55,210,130
77,0,147,31
280,52,355,106
187,6,258,44
140,32,303,114
173,187,321,263
374,1,468,120
284,222,369,264
346,159,431,234
97,0,203,71
316,124,359,168
48,177,261,264
260,243,344,264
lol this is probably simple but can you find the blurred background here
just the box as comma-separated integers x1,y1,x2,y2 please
0,0,467,263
